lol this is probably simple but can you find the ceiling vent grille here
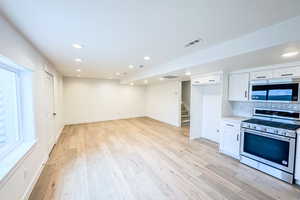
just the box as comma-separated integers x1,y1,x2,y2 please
163,75,179,79
185,38,202,48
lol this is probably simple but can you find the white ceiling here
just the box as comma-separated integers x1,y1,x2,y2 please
130,41,300,85
1,0,300,79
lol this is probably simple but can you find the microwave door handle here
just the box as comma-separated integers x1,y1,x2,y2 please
281,73,294,77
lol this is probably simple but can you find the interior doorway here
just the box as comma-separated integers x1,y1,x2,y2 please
181,81,191,132
44,72,55,154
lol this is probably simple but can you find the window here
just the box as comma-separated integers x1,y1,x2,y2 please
0,66,21,159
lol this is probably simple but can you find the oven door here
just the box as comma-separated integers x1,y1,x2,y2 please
240,128,296,173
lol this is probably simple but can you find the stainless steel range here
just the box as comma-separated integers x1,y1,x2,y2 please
240,108,300,184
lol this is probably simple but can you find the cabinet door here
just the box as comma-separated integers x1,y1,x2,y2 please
273,67,300,78
250,70,273,80
228,73,249,101
192,74,221,85
220,122,240,159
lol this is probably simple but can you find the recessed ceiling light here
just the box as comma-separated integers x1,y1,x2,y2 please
72,44,83,49
159,77,164,81
115,72,121,76
185,71,191,76
144,80,148,84
144,56,151,61
129,65,134,69
108,77,113,79
130,82,134,86
77,75,81,77
76,69,81,72
75,58,82,62
282,51,299,58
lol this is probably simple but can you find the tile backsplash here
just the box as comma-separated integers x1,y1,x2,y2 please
231,101,300,118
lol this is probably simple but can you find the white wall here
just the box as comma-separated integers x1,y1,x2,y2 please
63,77,146,124
231,101,300,118
145,81,181,127
0,15,64,200
181,81,191,111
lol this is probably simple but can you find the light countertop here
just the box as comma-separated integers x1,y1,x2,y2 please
221,116,249,123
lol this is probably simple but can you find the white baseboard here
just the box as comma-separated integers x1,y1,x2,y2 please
296,179,300,186
22,126,65,200
21,154,48,200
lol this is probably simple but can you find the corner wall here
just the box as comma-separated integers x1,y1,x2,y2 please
0,14,64,200
145,81,181,127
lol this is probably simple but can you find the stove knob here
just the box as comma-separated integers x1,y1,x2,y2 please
262,127,267,132
281,132,287,136
274,129,279,134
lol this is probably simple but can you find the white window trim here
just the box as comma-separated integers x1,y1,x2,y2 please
0,140,36,187
0,55,36,187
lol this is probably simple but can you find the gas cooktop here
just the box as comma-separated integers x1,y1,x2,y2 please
243,118,300,131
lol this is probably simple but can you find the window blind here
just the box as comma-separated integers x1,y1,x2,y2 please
0,88,5,146
0,67,19,152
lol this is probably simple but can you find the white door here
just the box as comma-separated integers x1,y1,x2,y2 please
201,84,221,143
228,73,249,101
45,72,55,153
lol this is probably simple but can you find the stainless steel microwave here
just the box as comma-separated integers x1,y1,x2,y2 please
250,78,300,102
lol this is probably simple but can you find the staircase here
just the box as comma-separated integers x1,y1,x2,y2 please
181,104,190,127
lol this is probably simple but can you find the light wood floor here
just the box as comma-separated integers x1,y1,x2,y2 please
29,117,300,200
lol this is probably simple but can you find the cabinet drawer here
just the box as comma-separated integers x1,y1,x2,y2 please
273,67,300,78
250,70,273,80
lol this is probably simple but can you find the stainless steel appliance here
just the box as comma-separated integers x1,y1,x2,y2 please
250,78,300,102
240,108,300,184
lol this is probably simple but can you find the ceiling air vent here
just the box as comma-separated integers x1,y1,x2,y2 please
185,38,203,48
163,75,179,79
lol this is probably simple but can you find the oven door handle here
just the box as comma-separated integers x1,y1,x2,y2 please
241,128,294,142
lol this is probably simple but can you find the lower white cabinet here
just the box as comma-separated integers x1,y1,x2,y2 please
219,119,241,159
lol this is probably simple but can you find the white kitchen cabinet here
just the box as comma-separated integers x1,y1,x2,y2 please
192,74,221,86
219,120,241,159
295,134,300,182
228,73,249,101
272,66,300,79
250,70,273,81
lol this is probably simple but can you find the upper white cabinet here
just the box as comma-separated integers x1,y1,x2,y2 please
228,73,249,101
272,66,300,79
250,70,273,81
192,74,221,86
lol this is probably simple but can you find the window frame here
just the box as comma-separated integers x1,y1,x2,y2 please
0,56,36,186
0,64,23,160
